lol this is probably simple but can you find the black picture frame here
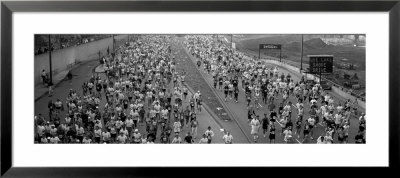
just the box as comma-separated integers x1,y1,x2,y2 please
1,0,399,177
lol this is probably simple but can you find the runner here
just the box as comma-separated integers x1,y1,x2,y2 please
198,134,209,144
190,117,199,139
171,133,182,144
184,132,194,144
269,124,276,143
250,115,261,143
261,113,269,138
220,130,232,144
204,126,215,144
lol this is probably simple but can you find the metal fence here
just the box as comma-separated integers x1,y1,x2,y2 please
34,34,113,55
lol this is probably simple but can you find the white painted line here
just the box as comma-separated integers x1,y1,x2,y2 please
296,139,302,144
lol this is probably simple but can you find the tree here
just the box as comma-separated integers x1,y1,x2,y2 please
352,73,359,80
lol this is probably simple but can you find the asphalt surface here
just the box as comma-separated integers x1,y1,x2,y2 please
34,43,225,144
173,36,364,144
35,35,365,144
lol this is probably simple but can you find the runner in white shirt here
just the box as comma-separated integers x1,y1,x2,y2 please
250,116,261,143
117,132,127,144
132,129,141,144
102,130,111,143
49,136,61,144
222,131,233,144
171,133,182,144
307,117,316,140
283,127,292,143
317,135,327,144
204,126,215,144
198,134,209,144
82,136,92,144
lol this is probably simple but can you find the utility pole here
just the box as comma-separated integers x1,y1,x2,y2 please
48,34,53,85
112,34,115,61
300,34,304,73
112,34,115,51
59,34,62,49
231,34,233,48
231,34,233,59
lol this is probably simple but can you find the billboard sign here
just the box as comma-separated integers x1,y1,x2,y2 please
308,55,334,74
259,44,281,49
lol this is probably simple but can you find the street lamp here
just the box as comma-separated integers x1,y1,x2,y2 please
48,34,53,85
231,34,233,58
112,34,115,61
112,34,115,51
300,34,304,73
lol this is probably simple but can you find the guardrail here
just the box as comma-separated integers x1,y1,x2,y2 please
261,59,365,109
235,48,366,102
277,60,366,102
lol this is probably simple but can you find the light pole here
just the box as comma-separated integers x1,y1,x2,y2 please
231,34,233,59
112,34,115,51
48,34,53,85
231,34,233,48
112,34,115,61
300,34,304,73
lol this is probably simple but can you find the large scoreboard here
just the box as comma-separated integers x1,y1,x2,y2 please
308,55,334,74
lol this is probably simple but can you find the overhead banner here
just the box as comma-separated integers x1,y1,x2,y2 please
259,44,281,49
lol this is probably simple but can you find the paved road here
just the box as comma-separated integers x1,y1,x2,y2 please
173,36,364,144
35,35,364,144
34,43,225,144
169,37,250,143
262,61,364,143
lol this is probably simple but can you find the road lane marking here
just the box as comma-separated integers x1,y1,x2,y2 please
296,139,302,144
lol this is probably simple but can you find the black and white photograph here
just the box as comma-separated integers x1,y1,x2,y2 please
34,34,366,144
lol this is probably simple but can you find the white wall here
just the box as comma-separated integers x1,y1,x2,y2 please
34,35,128,85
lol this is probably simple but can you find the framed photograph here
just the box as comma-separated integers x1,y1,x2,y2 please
1,0,399,177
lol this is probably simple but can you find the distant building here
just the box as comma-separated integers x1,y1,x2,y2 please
337,61,354,70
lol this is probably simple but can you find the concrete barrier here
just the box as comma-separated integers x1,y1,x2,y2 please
34,35,128,86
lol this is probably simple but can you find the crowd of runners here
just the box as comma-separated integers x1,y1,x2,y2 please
34,35,234,144
184,35,366,144
34,34,365,144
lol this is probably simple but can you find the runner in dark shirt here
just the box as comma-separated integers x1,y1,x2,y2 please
184,132,194,143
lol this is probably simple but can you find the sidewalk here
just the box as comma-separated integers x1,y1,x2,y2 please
34,59,104,102
34,70,69,102
94,64,105,73
34,60,101,114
